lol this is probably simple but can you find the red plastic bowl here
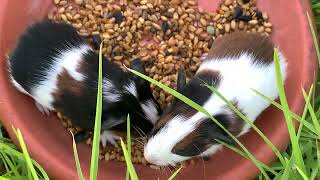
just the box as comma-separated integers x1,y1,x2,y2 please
0,0,318,179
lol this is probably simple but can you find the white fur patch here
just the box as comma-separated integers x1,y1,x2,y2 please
198,52,287,135
141,100,159,124
144,115,193,166
201,144,223,157
124,81,138,98
102,78,121,102
31,44,91,109
144,52,287,166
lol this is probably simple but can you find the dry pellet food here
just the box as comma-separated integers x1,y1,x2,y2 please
49,0,272,166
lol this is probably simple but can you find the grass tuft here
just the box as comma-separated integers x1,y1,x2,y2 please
12,127,39,180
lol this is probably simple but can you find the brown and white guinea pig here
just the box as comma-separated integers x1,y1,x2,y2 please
7,20,162,146
143,31,287,166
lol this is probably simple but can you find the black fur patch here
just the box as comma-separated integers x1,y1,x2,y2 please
53,52,158,134
9,20,86,92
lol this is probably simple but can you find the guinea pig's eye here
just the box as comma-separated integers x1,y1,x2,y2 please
172,136,212,157
172,116,235,157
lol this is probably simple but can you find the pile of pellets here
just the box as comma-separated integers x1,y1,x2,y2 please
50,0,272,166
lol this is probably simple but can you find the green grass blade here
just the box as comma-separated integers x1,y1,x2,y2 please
206,84,285,166
126,69,206,116
89,40,104,180
168,167,182,180
281,156,294,180
0,153,10,175
0,142,48,179
307,12,320,67
12,127,39,180
310,167,318,180
0,177,10,180
1,153,19,177
297,86,313,139
302,88,320,133
274,48,307,175
0,124,3,139
126,68,270,179
71,132,85,180
295,165,309,180
217,140,278,176
120,139,138,180
252,89,318,135
0,176,27,180
317,139,320,172
303,140,313,175
126,114,131,180
1,164,22,176
312,3,320,9
2,169,22,178
300,132,319,139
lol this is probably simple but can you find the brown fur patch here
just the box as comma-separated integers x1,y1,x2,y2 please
195,69,222,86
52,68,85,102
153,104,197,131
76,58,91,76
172,125,201,151
206,31,274,64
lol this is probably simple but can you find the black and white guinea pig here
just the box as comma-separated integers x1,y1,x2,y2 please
7,20,162,146
143,31,287,166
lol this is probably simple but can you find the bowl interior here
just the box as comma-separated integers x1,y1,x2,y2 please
0,0,317,179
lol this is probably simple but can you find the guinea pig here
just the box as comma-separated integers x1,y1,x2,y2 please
143,31,287,166
7,20,162,146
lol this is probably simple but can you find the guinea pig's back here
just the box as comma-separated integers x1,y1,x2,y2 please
198,32,287,122
8,21,90,110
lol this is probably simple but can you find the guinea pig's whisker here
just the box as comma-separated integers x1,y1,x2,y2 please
131,138,144,146
161,166,169,179
134,110,153,133
132,120,147,137
131,124,146,138
155,167,161,180
193,144,207,180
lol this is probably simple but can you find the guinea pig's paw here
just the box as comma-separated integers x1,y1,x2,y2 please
35,101,50,116
100,130,121,147
200,53,208,61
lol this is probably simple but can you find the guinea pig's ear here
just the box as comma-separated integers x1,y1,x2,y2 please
177,65,187,92
130,58,149,86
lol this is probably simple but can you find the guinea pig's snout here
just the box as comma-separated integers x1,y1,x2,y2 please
143,148,159,165
143,139,170,166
